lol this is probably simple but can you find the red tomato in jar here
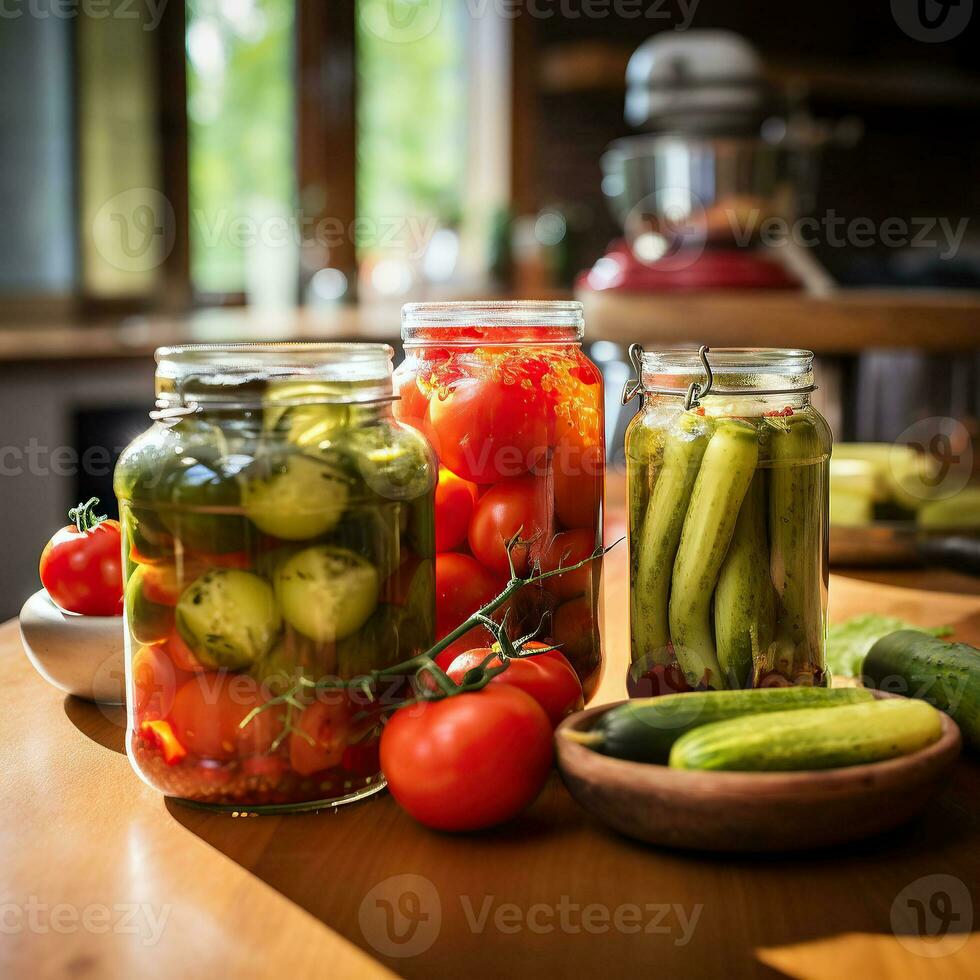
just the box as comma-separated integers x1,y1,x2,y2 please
164,627,206,673
434,468,479,552
550,595,599,694
446,642,583,728
552,426,603,531
131,645,187,721
537,529,598,601
289,698,350,775
428,376,551,483
393,371,431,431
380,685,553,831
39,498,123,616
468,477,552,577
436,553,505,640
170,673,282,761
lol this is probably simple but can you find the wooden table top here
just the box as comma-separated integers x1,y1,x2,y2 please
3,516,979,979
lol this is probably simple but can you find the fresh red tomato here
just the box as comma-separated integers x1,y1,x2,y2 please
131,645,188,721
553,426,603,530
431,627,494,671
468,478,552,577
446,641,583,728
380,685,553,831
289,697,350,775
39,498,123,616
434,468,479,551
435,553,504,640
170,673,282,761
428,376,550,483
537,529,597,600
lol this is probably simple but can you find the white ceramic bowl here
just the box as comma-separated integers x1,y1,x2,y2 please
19,590,126,704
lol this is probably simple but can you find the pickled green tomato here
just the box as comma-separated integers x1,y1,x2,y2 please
125,565,175,645
175,569,281,670
157,453,251,554
243,454,350,540
276,545,379,643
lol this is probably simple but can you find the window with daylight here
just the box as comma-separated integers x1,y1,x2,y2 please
186,0,297,301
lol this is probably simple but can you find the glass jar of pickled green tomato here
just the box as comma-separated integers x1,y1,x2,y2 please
114,344,436,811
624,347,831,695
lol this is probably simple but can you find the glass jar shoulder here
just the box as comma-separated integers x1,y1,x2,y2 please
116,409,435,509
626,399,831,466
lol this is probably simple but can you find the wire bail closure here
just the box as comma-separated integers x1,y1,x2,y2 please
621,344,714,410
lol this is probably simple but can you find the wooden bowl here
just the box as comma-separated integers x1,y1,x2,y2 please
19,590,126,704
555,692,962,852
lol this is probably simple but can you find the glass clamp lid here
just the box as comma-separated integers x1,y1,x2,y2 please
621,344,817,408
151,342,396,420
401,300,585,345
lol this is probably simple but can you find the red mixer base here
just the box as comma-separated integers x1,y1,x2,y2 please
578,240,801,292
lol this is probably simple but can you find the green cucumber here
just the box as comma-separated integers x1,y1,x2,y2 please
863,630,979,752
579,687,873,764
669,698,943,771
767,414,828,683
631,411,713,668
669,420,759,689
714,470,776,688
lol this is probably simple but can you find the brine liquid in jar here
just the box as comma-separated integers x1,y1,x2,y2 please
394,302,605,699
114,343,436,811
625,347,830,696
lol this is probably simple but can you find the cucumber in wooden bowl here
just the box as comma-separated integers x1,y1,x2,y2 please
669,698,943,772
554,691,962,852
863,630,980,753
569,686,872,764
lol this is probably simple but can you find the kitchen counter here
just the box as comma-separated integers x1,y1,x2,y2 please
2,529,979,978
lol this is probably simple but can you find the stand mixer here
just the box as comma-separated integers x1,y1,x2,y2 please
580,31,828,293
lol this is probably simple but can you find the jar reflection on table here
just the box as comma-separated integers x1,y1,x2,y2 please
114,344,436,811
393,302,605,699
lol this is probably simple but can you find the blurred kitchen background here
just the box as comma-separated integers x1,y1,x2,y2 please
1,0,979,615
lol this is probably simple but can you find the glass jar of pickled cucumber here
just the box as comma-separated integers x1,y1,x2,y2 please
393,301,604,699
114,343,436,811
624,347,831,695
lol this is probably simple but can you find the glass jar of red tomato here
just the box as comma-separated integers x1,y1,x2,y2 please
394,301,604,699
114,344,435,812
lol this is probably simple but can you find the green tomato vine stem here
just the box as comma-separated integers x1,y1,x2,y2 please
239,534,620,733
